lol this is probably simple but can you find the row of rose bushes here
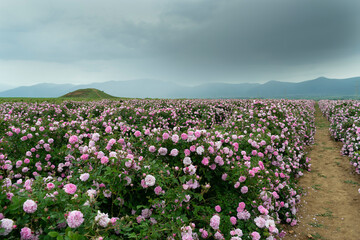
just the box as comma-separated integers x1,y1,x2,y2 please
319,100,360,175
0,99,315,239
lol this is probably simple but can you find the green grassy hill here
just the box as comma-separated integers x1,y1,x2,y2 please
60,88,117,99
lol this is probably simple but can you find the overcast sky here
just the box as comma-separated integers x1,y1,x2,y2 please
0,0,360,88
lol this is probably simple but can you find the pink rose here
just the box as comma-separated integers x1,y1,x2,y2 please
64,183,77,194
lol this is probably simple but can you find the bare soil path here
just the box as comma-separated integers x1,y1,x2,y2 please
284,103,360,240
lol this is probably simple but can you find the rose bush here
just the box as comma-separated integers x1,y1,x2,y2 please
319,100,360,175
0,99,315,239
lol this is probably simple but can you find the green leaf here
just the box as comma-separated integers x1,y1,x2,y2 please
48,232,59,237
179,175,187,183
57,235,64,240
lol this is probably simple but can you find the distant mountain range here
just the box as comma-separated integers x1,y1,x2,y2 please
1,76,360,99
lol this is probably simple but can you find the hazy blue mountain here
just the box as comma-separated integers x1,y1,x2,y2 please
250,77,360,98
0,83,16,92
0,77,360,98
0,83,76,97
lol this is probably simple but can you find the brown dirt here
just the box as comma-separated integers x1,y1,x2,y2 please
283,103,360,240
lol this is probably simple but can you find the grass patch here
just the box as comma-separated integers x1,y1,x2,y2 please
317,173,327,178
308,222,324,228
316,208,333,218
312,232,325,239
322,147,333,150
316,123,328,129
344,180,360,186
311,184,322,190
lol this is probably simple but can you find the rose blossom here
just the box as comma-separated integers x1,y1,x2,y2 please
20,227,33,239
144,175,156,186
67,210,84,228
210,215,220,230
64,183,77,194
80,173,90,181
215,205,221,212
46,182,55,190
69,135,78,144
251,232,261,240
241,186,248,194
0,218,14,236
23,199,37,213
95,211,110,227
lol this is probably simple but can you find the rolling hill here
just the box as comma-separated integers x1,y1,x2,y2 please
61,88,116,99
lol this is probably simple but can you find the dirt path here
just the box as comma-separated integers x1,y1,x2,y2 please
283,103,360,240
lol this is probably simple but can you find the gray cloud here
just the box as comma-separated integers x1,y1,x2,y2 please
0,0,359,86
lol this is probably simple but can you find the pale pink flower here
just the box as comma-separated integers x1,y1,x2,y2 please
67,210,84,228
181,133,188,140
162,132,169,140
214,231,224,240
64,183,77,194
210,215,220,230
100,156,109,164
0,218,14,236
80,173,90,181
141,208,152,219
154,186,163,195
158,147,168,155
145,175,156,186
172,134,179,143
103,190,112,198
258,205,269,215
201,229,208,238
251,232,260,240
196,146,204,155
237,210,251,220
23,199,37,213
230,216,237,225
20,227,33,239
183,157,192,165
105,126,112,133
170,149,179,156
95,211,110,227
237,202,245,212
201,157,209,166
47,182,55,190
239,176,246,182
241,186,248,194
69,135,78,144
254,216,266,228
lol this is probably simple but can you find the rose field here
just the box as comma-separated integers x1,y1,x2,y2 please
0,99,318,239
319,100,360,176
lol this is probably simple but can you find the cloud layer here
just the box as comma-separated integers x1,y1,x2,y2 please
0,0,359,86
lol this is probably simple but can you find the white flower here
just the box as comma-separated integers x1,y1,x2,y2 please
196,146,204,155
215,141,222,149
172,134,179,143
80,173,90,181
0,218,14,236
183,157,192,166
183,164,197,175
95,211,110,228
145,175,156,186
87,189,97,199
